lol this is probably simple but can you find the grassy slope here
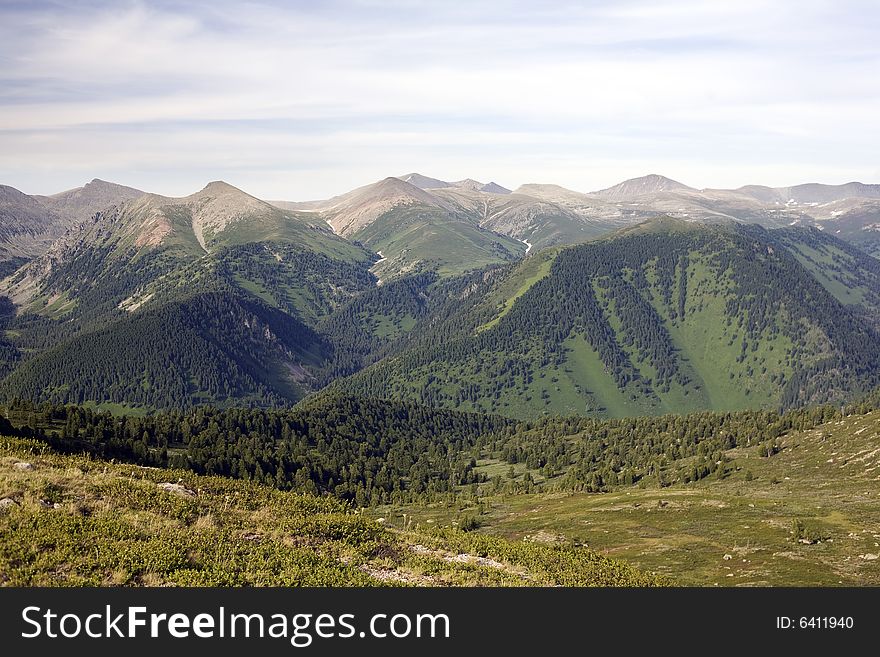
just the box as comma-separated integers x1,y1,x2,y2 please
212,209,370,262
785,241,868,305
771,228,880,315
517,213,608,251
657,255,793,411
352,205,526,280
388,411,880,586
0,437,662,587
477,249,557,333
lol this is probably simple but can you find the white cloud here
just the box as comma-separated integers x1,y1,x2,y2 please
0,0,877,198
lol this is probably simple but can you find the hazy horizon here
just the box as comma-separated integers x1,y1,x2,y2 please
9,170,880,204
2,0,878,199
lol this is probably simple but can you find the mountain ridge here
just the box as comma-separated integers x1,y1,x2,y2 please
6,170,880,291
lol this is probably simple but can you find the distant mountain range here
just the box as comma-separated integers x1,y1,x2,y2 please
5,172,880,282
2,171,880,415
271,172,880,274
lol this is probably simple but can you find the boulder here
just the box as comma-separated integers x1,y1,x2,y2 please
157,482,196,497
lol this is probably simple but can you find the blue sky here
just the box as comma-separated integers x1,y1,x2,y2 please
1,0,878,199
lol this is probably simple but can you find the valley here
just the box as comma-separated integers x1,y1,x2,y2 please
379,409,880,586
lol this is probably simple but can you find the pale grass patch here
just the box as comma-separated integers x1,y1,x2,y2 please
193,513,216,531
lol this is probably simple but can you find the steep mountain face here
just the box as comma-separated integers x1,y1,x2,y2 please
0,179,146,275
768,226,880,322
34,178,144,224
0,185,57,240
331,220,880,419
0,185,59,273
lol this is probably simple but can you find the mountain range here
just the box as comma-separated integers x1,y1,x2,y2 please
2,172,880,417
6,172,880,280
273,172,880,268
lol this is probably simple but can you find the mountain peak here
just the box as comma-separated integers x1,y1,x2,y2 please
199,180,242,194
374,177,434,196
48,178,143,199
321,176,449,236
33,179,146,231
187,181,268,205
480,181,511,194
451,178,485,191
396,173,451,189
396,175,510,194
594,174,695,201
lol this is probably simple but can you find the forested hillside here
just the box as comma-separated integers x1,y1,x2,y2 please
0,183,383,409
0,292,329,409
3,396,514,505
332,220,880,419
6,392,872,505
3,211,880,416
768,226,880,322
